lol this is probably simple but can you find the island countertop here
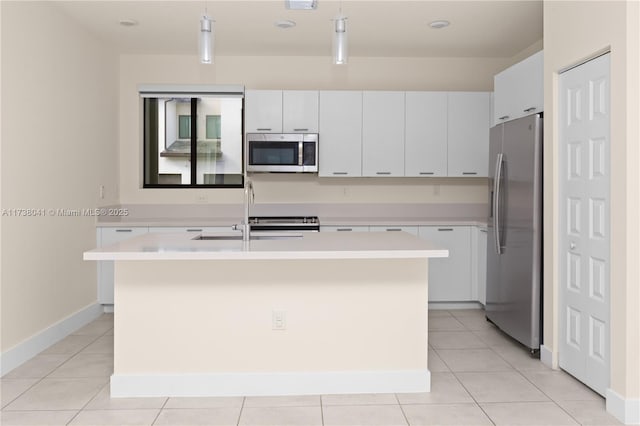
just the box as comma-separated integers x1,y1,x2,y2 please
84,231,449,261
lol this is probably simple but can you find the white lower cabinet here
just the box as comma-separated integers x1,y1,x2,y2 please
97,227,149,305
369,225,419,236
147,226,231,234
472,226,488,305
320,225,369,232
418,226,472,302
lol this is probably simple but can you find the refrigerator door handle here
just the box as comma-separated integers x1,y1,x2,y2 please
493,153,504,255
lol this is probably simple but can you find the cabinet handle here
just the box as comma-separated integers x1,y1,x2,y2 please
419,172,435,175
332,172,348,175
376,172,391,175
115,229,132,233
186,229,203,232
523,107,537,113
462,172,478,175
437,228,454,232
336,228,352,232
499,115,510,120
480,229,488,233
386,228,402,232
293,128,308,132
256,128,272,131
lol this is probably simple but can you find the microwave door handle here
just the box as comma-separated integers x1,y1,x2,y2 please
299,141,304,166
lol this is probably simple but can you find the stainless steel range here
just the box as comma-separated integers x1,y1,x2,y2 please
248,216,320,232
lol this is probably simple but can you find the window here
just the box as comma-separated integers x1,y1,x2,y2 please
141,86,244,188
178,115,191,139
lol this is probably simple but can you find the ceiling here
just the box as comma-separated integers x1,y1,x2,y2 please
53,1,543,59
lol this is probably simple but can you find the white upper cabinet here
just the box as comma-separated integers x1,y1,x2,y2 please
447,92,491,177
405,92,448,177
245,90,319,133
245,90,283,133
318,91,363,177
282,90,319,133
362,91,405,177
494,50,544,124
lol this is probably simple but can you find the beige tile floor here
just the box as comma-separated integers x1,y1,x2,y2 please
1,310,622,426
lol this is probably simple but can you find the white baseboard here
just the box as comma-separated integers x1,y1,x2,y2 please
540,344,554,369
607,388,640,425
428,302,483,310
0,302,103,376
111,369,431,398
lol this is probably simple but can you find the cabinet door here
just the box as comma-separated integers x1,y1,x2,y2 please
98,227,148,305
320,225,369,232
362,91,405,177
477,226,488,305
447,92,490,177
494,51,544,124
318,91,363,177
419,226,472,302
245,90,283,133
405,92,448,177
369,225,419,236
147,226,232,234
514,50,544,117
283,90,319,133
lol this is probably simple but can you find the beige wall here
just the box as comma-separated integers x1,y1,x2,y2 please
118,52,535,205
0,2,119,351
543,0,639,401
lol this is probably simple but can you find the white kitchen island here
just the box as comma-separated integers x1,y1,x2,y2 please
84,231,447,398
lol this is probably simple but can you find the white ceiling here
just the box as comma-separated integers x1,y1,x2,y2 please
53,1,543,58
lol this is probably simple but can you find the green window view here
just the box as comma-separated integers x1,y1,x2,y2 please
206,115,221,140
178,115,191,139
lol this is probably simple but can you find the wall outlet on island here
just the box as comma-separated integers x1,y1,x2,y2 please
272,310,286,330
99,185,105,200
196,194,208,203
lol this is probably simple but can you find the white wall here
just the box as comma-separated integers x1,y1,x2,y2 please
118,51,538,205
543,0,640,417
0,2,119,352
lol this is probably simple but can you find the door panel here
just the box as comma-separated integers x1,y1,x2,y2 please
559,53,610,396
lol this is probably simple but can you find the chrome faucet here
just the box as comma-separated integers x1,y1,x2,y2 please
242,178,254,242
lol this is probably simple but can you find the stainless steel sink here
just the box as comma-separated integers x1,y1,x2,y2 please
192,233,303,241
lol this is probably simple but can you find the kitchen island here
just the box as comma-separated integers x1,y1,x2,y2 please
84,231,447,398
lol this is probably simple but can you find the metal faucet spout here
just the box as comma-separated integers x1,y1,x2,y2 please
242,179,254,242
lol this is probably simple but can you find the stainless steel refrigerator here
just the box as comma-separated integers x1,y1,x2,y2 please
486,113,543,352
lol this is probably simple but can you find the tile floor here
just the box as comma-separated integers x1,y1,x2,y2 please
1,309,622,426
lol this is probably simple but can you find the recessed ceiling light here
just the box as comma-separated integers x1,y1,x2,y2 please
275,20,296,29
119,18,139,27
429,20,450,29
285,0,317,10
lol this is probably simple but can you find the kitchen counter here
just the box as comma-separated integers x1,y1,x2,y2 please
84,230,449,261
94,203,489,228
84,231,446,398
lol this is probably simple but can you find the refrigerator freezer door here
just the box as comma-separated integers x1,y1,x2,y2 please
486,114,542,350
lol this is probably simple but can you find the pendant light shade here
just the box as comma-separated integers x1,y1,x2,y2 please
200,15,213,64
333,15,348,65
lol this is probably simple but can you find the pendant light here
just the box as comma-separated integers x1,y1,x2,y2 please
332,1,348,65
199,10,213,64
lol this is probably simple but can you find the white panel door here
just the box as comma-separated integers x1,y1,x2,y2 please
559,53,610,396
245,90,283,133
283,90,319,133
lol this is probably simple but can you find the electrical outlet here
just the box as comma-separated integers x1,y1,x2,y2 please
99,185,105,199
196,194,208,203
272,310,286,330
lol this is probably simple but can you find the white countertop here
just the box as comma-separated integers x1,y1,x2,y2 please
84,231,449,261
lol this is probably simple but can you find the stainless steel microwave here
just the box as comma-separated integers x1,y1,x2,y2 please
246,133,318,173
